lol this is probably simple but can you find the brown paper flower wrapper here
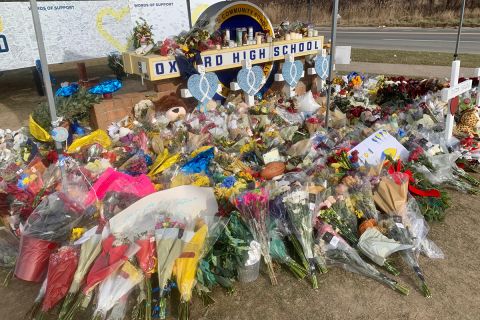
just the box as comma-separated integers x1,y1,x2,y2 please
373,176,408,215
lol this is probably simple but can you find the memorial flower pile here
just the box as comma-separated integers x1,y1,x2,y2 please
0,68,479,320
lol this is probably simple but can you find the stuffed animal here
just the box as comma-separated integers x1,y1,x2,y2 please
454,108,480,137
153,93,188,122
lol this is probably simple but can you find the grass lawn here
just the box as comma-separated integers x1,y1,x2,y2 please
351,49,480,67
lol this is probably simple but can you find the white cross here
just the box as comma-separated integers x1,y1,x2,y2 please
441,60,472,142
241,59,255,107
307,49,328,93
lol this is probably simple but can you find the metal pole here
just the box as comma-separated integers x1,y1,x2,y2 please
29,0,63,151
453,0,466,60
308,0,312,23
324,0,338,129
186,0,193,29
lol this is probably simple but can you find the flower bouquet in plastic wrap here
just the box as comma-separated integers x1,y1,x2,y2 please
28,246,79,320
92,261,144,320
59,225,106,319
373,172,432,297
132,231,156,320
61,235,140,320
153,216,186,320
282,188,319,288
173,218,209,320
15,192,85,283
315,220,409,295
234,188,277,286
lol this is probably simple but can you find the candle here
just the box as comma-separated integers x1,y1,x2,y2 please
236,28,243,46
313,30,319,37
229,40,235,48
256,35,262,45
248,27,254,41
267,36,273,43
285,33,291,41
225,29,230,41
308,29,313,37
290,32,295,40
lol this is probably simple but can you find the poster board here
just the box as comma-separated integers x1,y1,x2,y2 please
0,0,222,71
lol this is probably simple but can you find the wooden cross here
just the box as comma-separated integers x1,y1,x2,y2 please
440,60,472,142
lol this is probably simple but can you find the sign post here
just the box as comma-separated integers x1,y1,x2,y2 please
441,60,472,142
29,0,63,152
475,68,480,108
325,0,339,129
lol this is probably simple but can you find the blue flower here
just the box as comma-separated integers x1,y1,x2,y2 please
221,176,237,188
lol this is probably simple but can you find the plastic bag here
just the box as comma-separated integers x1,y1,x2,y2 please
0,227,19,268
297,91,321,115
66,130,111,153
85,167,155,206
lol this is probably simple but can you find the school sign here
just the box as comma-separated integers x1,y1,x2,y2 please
123,37,323,81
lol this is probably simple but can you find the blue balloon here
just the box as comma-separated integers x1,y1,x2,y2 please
55,83,79,97
89,79,122,95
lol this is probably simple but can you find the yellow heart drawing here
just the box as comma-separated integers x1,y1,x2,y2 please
96,7,130,52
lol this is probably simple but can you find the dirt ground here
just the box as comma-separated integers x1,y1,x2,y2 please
0,66,479,320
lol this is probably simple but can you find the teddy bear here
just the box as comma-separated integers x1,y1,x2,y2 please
454,108,480,137
153,93,188,122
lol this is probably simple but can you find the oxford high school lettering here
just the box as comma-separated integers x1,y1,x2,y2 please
149,38,321,80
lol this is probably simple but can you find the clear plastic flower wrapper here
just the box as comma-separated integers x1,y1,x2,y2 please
92,261,144,320
0,226,19,268
234,188,277,286
59,226,107,319
282,188,318,288
29,246,80,320
373,174,433,297
315,221,410,295
414,152,480,194
61,235,140,320
155,216,186,319
15,191,86,282
173,219,209,320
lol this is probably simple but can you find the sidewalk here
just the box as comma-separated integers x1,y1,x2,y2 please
336,62,478,78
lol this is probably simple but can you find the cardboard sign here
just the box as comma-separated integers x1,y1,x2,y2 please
350,129,409,166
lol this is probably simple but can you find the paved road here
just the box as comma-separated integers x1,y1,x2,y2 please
317,27,480,53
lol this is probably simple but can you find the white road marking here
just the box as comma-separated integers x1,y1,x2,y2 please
382,38,480,43
320,31,480,35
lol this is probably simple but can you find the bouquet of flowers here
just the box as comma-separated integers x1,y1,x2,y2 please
234,188,277,285
62,235,139,320
269,229,307,280
316,221,409,295
59,226,104,319
373,174,432,297
154,217,185,319
92,261,144,320
134,232,156,320
385,215,431,297
282,189,318,288
173,220,208,320
31,246,79,320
